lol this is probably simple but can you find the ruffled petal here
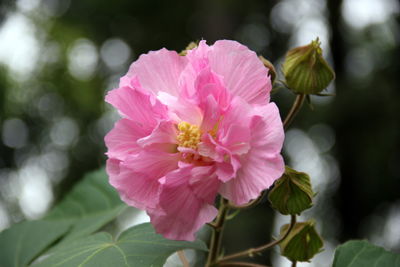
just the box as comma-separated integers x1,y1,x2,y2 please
124,150,180,179
105,87,167,128
157,92,203,125
105,118,149,161
209,40,272,105
107,150,180,210
185,40,210,73
219,103,285,205
137,120,178,149
126,48,188,96
149,167,219,241
219,152,284,205
251,103,285,155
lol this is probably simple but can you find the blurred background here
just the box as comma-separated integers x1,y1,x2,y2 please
0,0,399,266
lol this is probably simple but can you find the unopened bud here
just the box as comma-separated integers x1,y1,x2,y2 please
279,220,324,262
268,166,314,215
282,38,335,94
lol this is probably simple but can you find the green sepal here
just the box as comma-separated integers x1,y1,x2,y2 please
268,166,314,215
279,220,324,262
179,41,198,56
282,37,335,94
259,55,277,84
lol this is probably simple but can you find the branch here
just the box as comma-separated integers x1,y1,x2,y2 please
205,198,230,266
178,250,190,267
218,261,270,267
217,215,297,263
283,94,306,130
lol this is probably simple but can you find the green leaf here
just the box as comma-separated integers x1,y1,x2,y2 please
268,166,314,215
0,168,126,267
279,220,323,262
333,240,400,267
45,168,126,244
33,223,208,267
0,220,70,267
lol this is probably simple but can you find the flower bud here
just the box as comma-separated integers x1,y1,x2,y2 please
259,55,277,84
282,38,335,94
279,220,324,262
268,166,314,215
179,42,198,56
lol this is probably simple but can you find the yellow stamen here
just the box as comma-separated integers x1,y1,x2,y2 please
177,121,201,149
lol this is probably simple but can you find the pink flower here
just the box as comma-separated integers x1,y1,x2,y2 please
105,40,285,241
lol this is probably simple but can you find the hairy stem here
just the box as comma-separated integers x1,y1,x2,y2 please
206,198,230,267
178,250,190,267
218,262,270,267
283,94,306,130
217,215,297,263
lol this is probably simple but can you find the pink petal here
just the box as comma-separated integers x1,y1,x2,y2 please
106,158,120,178
220,124,251,155
149,167,219,241
194,67,230,109
251,103,285,154
192,67,230,132
137,120,178,148
119,75,141,89
218,97,253,140
185,40,210,73
108,150,180,210
124,150,180,180
208,40,272,105
219,103,285,205
105,118,149,161
105,87,167,127
215,160,237,182
209,97,252,157
219,152,284,205
190,166,220,203
200,95,221,132
126,48,187,97
109,167,160,210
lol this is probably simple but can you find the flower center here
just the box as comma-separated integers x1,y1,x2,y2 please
177,121,201,149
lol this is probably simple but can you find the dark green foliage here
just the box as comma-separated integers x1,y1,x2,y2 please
33,223,207,267
333,240,400,267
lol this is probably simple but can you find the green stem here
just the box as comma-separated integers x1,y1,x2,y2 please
218,261,270,267
206,198,229,267
283,94,306,130
217,215,297,263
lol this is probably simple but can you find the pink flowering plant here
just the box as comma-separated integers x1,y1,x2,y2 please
105,40,285,241
2,39,355,267
102,39,332,266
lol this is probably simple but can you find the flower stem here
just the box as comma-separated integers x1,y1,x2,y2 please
206,198,229,267
218,261,270,267
216,215,297,263
283,94,306,130
178,250,190,267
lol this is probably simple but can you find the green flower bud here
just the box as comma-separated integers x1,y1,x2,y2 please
268,166,314,215
282,38,335,94
179,42,198,56
279,220,324,262
259,55,277,84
